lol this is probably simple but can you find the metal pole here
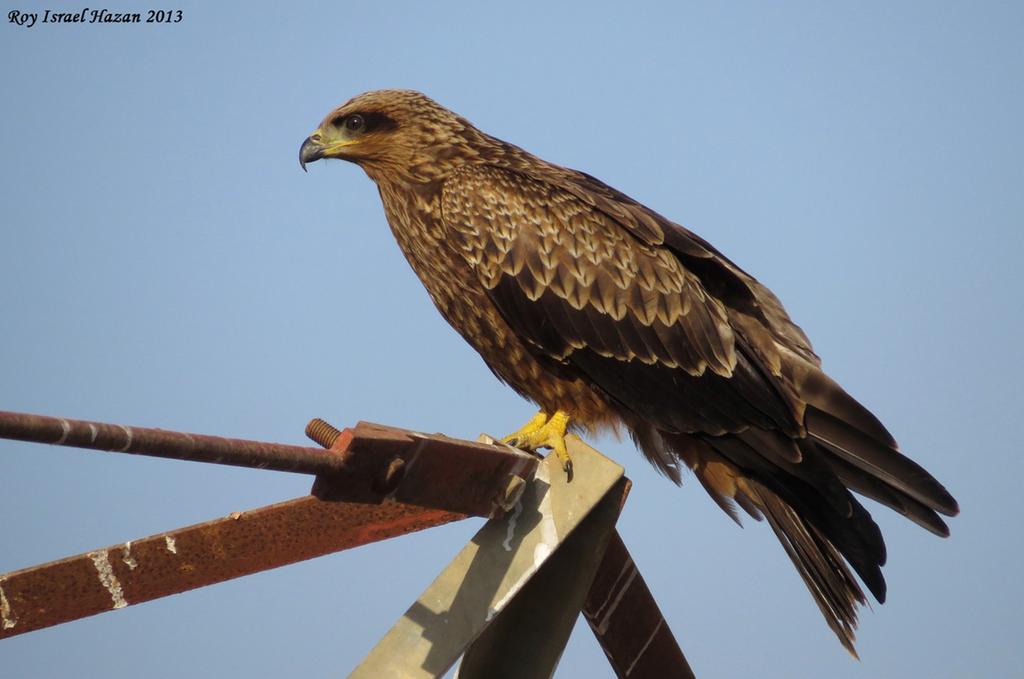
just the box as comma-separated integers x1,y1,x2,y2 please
0,410,349,475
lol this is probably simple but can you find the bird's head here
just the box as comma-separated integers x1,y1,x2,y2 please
299,89,487,183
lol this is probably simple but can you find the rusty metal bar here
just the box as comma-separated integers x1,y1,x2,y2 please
583,531,695,679
0,495,465,639
0,412,539,518
0,410,350,476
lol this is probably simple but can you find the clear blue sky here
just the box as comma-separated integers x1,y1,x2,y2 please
2,2,1021,677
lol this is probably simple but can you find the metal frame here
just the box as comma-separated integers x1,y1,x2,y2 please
0,410,693,678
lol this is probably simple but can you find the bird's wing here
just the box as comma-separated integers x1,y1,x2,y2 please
440,164,801,438
530,166,822,369
503,162,957,520
539,164,958,488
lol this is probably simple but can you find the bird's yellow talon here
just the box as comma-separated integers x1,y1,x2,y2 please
551,435,574,482
500,411,550,448
501,410,573,481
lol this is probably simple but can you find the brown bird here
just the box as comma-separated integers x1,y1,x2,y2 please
299,89,958,653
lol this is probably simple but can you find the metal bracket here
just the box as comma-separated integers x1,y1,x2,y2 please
352,436,624,678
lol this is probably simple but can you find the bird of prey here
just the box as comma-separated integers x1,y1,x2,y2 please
299,90,958,652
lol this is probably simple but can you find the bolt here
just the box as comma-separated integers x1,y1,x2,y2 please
305,418,342,449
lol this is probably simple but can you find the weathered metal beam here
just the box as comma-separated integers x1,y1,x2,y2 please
457,477,631,679
0,495,464,639
583,531,695,679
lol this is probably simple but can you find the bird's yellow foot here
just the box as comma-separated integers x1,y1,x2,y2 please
501,410,573,481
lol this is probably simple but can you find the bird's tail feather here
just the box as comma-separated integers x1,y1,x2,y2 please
749,478,865,657
655,430,879,654
630,370,958,653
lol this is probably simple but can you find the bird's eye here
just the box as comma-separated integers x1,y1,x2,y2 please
345,114,365,132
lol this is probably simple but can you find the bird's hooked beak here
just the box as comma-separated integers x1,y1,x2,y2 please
299,134,325,172
299,127,363,172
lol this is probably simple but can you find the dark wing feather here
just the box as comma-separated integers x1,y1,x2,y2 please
529,167,822,367
805,407,959,515
823,447,950,537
